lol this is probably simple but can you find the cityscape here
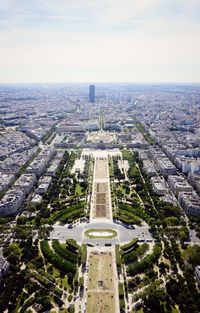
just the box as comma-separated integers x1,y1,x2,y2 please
0,83,200,313
0,0,200,312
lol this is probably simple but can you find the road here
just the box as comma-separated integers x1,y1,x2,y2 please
188,228,200,244
49,220,153,246
184,215,200,244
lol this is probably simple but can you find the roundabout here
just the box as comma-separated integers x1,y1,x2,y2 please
50,221,153,246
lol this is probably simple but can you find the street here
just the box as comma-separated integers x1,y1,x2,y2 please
49,220,153,246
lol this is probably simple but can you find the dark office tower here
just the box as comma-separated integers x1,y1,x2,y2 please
89,85,95,103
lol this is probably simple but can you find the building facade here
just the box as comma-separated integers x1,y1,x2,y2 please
89,85,95,103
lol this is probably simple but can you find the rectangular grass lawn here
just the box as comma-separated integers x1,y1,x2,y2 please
95,159,108,179
86,291,116,313
86,251,116,313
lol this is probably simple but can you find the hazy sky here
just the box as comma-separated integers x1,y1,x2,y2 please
0,0,200,83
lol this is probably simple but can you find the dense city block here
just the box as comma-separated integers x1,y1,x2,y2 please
0,83,200,313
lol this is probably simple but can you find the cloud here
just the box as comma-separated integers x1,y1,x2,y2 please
102,0,159,23
0,0,199,82
0,0,199,33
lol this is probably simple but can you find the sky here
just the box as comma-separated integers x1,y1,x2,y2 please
0,0,200,83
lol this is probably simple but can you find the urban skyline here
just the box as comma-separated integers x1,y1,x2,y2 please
0,83,200,312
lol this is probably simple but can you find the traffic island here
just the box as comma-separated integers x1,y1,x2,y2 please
84,229,117,239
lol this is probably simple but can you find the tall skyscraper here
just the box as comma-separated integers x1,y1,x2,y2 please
89,84,95,103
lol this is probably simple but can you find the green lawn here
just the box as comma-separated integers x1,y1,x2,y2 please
132,308,144,313
46,265,60,279
117,185,126,195
171,307,178,313
58,276,70,290
75,184,82,196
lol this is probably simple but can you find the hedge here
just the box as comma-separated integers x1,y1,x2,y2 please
66,239,79,252
115,245,122,274
120,238,138,254
40,240,76,274
123,243,149,264
80,244,87,267
52,240,77,264
128,244,162,276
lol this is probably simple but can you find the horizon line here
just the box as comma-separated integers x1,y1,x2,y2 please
0,81,200,85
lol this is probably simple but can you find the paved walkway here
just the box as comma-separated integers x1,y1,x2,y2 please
90,156,113,220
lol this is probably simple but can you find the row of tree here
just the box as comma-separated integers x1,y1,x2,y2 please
40,240,76,274
115,202,142,225
52,240,78,264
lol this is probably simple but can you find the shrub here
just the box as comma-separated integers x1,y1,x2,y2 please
52,240,77,264
40,240,76,274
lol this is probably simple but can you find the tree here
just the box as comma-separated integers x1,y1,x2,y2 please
142,283,167,312
68,272,74,287
3,242,21,266
184,244,200,266
166,278,180,299
16,215,27,225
